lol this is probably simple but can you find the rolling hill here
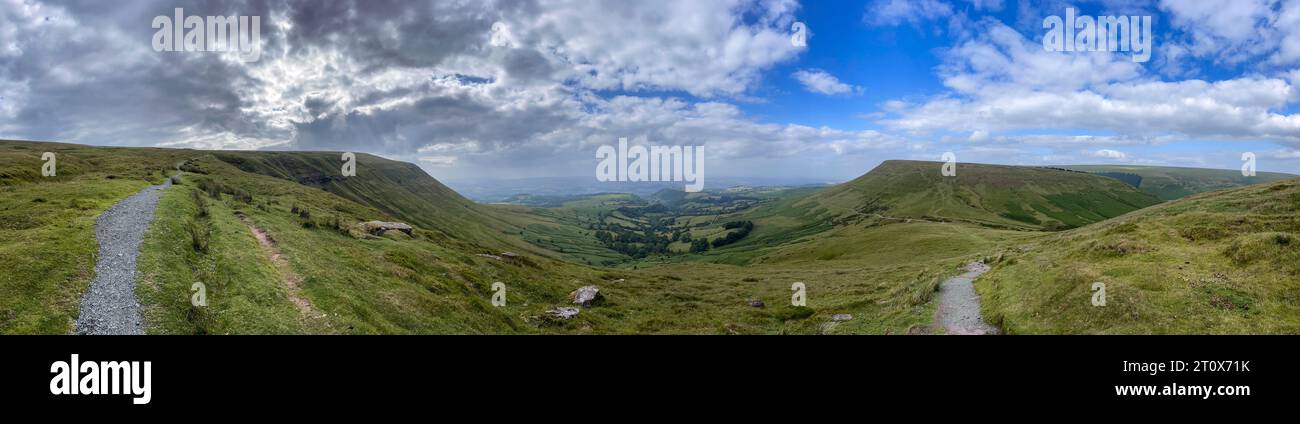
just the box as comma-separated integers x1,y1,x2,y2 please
0,141,998,335
1060,165,1296,200
795,160,1162,231
978,177,1300,334
204,151,555,257
6,139,1298,335
613,160,1165,268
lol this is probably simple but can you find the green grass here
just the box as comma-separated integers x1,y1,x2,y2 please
979,179,1300,334
1060,165,1297,200
136,184,309,334
798,160,1162,231
12,140,1297,335
138,155,604,334
0,140,189,334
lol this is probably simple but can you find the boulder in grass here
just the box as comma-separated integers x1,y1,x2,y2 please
747,299,765,308
569,285,604,307
360,221,413,236
831,314,853,322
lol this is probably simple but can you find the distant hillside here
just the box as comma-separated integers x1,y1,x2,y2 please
206,151,557,258
449,176,833,203
802,160,1162,231
979,177,1300,334
1060,165,1296,200
210,152,474,236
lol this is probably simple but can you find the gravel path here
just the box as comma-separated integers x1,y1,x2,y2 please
936,262,1001,335
75,177,173,335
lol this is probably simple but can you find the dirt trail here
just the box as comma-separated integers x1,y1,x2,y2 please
935,262,1001,335
240,217,326,323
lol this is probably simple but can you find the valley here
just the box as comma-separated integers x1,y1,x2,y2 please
3,140,1298,334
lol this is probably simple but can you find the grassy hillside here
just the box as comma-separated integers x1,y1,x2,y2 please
0,140,190,333
135,153,614,334
145,156,1008,334
16,140,1293,335
3,141,1010,335
1060,165,1296,200
978,177,1300,334
800,160,1161,231
206,151,551,257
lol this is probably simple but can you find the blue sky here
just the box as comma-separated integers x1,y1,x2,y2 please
4,0,1300,184
721,0,1300,179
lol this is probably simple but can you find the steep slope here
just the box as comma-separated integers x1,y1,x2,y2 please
135,154,605,334
979,177,1300,334
802,160,1162,231
206,151,554,258
1060,164,1296,200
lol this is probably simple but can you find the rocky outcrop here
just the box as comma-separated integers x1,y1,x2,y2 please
360,221,413,236
569,285,604,307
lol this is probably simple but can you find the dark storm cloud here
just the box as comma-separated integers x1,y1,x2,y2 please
4,0,856,179
2,0,276,143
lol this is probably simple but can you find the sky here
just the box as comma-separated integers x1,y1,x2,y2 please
4,0,1300,186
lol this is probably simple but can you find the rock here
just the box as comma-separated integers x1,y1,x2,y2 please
831,313,853,322
569,285,604,307
477,253,504,261
747,299,765,308
963,262,990,273
360,221,413,236
545,307,580,320
500,252,519,258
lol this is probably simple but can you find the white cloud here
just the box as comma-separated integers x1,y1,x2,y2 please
1266,148,1300,159
879,20,1300,147
1275,1,1300,64
1091,149,1128,160
1158,0,1300,66
791,69,861,95
865,0,954,27
499,0,804,98
966,0,1004,11
1160,0,1271,44
419,156,459,167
